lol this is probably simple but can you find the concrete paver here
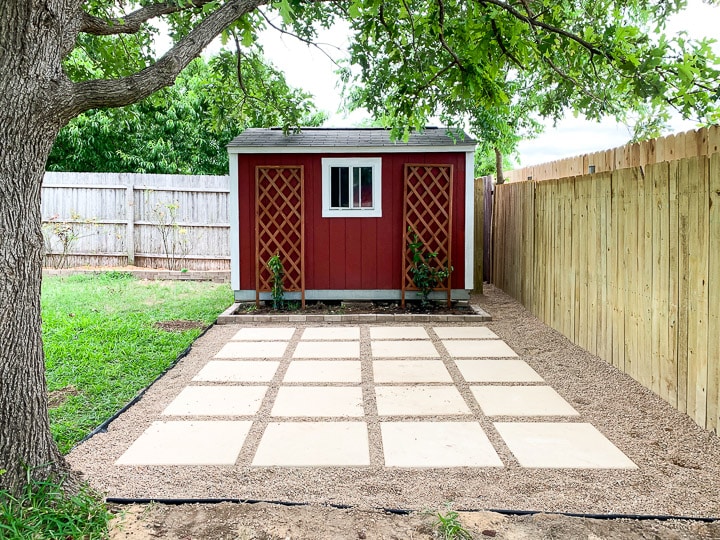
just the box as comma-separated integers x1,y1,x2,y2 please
375,386,472,416
301,327,361,340
371,340,438,358
252,422,370,466
442,339,518,358
192,360,279,382
116,421,251,465
471,386,579,417
369,326,430,340
455,359,544,383
271,386,364,417
372,360,453,383
216,341,288,358
283,360,362,383
433,326,498,339
293,341,360,358
381,421,503,467
116,324,634,471
231,327,296,341
162,386,267,416
495,422,637,469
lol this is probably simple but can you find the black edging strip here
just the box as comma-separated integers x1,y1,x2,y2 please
70,322,216,451
104,497,720,523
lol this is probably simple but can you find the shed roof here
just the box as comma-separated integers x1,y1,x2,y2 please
227,127,476,154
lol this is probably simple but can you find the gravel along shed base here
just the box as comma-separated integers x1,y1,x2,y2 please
68,285,720,517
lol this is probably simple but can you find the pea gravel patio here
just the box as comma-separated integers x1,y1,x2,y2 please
67,286,720,517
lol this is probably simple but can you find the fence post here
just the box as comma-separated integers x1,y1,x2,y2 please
126,185,135,265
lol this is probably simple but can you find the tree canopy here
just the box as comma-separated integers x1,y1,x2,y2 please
1,0,719,495
48,52,325,175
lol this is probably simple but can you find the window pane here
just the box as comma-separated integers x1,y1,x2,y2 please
331,167,350,208
352,168,360,208
359,167,373,207
339,167,349,207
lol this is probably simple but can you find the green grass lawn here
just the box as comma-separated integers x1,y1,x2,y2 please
42,272,233,453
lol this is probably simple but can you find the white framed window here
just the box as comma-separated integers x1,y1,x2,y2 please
321,157,382,217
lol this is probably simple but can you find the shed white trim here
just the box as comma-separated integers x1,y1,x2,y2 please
228,154,240,291
227,145,475,155
464,151,475,290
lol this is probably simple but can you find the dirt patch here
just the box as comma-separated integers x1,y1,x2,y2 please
153,320,207,332
109,502,720,540
236,299,475,316
48,385,81,408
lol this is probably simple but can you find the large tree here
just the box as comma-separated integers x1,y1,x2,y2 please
48,52,326,175
1,0,718,494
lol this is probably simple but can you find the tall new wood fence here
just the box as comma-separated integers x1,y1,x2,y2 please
41,172,231,270
493,154,720,432
507,126,720,183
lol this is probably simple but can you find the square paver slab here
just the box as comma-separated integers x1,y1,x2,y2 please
381,422,503,467
442,340,518,358
116,421,251,465
375,386,471,416
252,422,369,466
162,386,267,416
232,327,296,341
371,340,438,358
495,422,637,469
193,361,279,382
216,341,288,359
293,341,360,358
271,386,364,417
455,360,544,383
369,326,429,340
433,326,498,339
301,327,360,340
373,360,453,383
471,386,579,417
284,361,362,383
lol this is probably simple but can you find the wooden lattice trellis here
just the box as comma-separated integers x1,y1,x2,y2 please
402,164,454,307
255,166,305,307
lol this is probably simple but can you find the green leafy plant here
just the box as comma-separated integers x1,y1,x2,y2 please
407,228,453,308
0,470,111,539
434,509,473,540
267,253,285,311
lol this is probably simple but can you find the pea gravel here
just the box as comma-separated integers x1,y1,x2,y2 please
68,285,720,517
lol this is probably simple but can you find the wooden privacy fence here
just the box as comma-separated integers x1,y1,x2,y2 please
41,172,230,271
507,126,720,183
493,154,720,432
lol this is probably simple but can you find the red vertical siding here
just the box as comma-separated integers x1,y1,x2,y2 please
237,151,466,291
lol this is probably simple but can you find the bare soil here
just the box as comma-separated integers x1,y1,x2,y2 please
153,320,208,332
109,502,720,539
235,299,476,316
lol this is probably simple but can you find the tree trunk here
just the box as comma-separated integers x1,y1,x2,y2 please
0,1,78,494
494,146,505,185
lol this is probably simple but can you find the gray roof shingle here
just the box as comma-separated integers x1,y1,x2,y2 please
227,127,476,150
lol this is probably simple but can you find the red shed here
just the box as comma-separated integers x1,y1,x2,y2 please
227,127,477,305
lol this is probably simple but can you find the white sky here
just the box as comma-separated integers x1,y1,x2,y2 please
251,0,720,167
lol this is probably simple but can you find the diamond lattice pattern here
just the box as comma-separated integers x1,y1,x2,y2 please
255,166,304,305
402,164,453,305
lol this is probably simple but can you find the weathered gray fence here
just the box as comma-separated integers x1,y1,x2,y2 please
41,172,230,271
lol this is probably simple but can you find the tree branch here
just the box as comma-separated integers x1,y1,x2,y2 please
490,18,524,68
62,0,268,118
259,10,343,67
80,0,215,36
478,0,611,60
436,0,465,70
